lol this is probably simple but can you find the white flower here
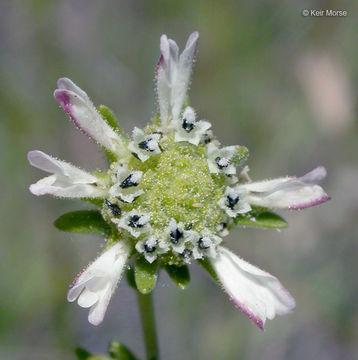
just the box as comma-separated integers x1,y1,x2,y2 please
211,246,295,330
67,241,130,326
165,218,190,254
191,230,222,259
218,186,251,217
135,235,169,263
128,127,161,162
157,31,199,125
117,210,151,238
54,78,125,155
28,150,106,198
238,166,330,210
109,166,144,203
174,106,211,146
207,143,237,175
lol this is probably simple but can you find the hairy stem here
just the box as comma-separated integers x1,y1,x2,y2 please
137,291,159,360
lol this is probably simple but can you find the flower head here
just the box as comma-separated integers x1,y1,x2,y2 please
29,32,329,328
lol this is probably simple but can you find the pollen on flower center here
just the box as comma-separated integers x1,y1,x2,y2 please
135,140,225,234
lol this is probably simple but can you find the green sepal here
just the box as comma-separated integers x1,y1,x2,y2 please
197,258,218,281
54,210,111,236
75,348,92,360
134,257,158,295
165,264,190,290
232,145,249,168
109,341,138,360
235,211,288,229
98,105,120,131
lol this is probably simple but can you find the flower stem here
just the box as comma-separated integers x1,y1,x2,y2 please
137,291,159,360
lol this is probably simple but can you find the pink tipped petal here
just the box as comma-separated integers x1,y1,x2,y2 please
54,79,121,153
211,247,295,329
239,167,329,210
67,242,130,326
288,194,330,210
56,77,91,103
28,150,105,198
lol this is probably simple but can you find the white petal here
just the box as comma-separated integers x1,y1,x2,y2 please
57,77,91,104
77,288,99,308
28,150,98,183
88,284,112,326
157,32,199,125
67,242,130,326
300,166,327,183
211,246,295,329
240,167,330,209
29,178,105,198
28,150,105,198
172,31,199,122
54,78,121,153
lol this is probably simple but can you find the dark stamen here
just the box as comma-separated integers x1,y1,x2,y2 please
215,157,229,169
120,174,138,188
198,237,210,250
226,195,239,210
203,133,212,144
104,199,121,216
138,139,154,152
129,215,144,228
182,119,195,133
144,241,157,253
181,248,192,259
170,229,183,244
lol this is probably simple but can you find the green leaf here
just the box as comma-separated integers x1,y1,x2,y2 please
109,341,138,360
54,210,111,236
197,258,218,281
234,211,288,229
165,264,190,290
75,348,92,360
134,257,158,295
98,105,120,131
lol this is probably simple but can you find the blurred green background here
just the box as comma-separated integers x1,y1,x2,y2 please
1,0,357,359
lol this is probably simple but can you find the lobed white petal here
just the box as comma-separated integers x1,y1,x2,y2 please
157,32,199,125
67,241,130,326
211,246,295,329
28,150,105,198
